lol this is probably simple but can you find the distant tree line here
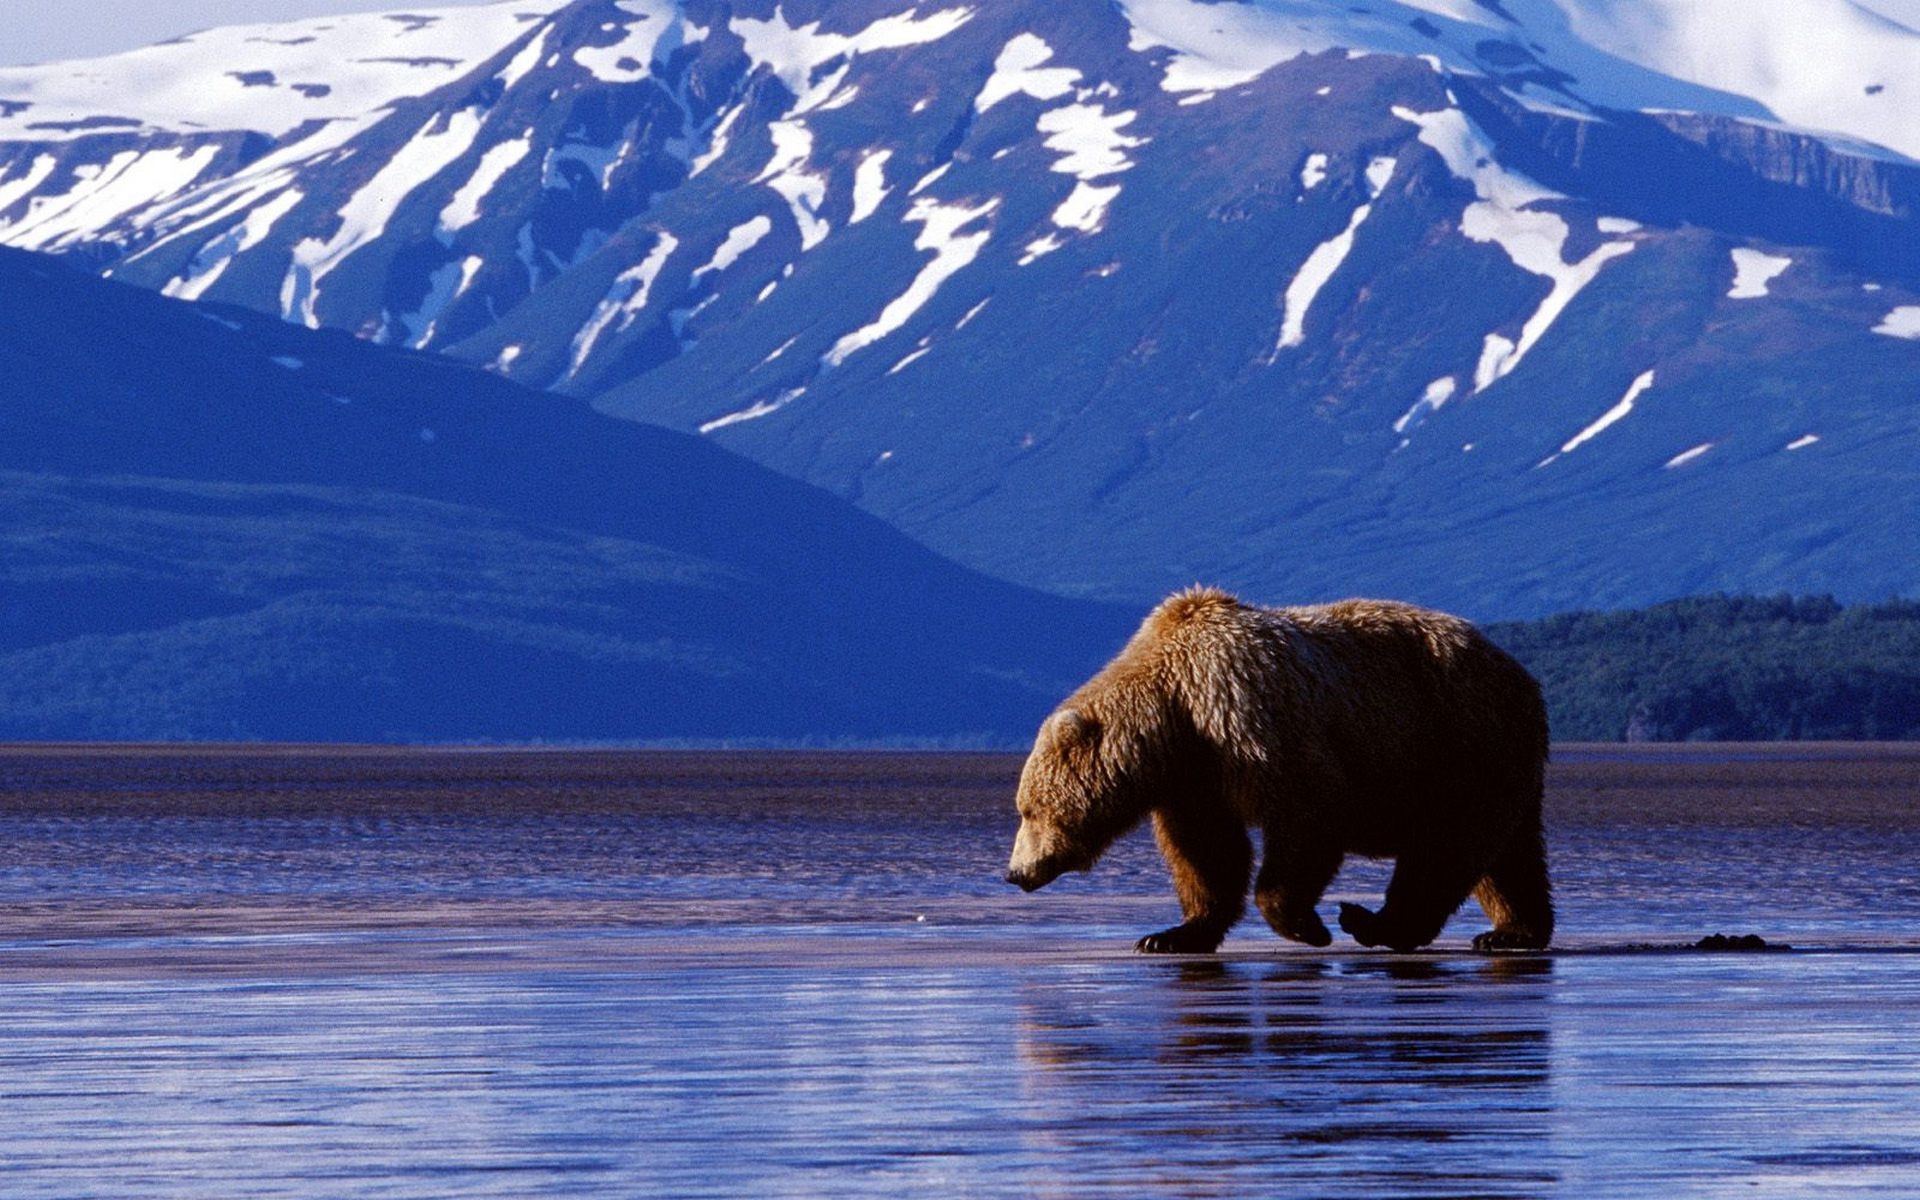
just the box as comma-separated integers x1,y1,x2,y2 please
1486,595,1920,742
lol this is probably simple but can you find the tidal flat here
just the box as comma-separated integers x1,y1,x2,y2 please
1,745,1918,1197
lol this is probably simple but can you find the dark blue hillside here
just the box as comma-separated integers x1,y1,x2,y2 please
0,246,1132,742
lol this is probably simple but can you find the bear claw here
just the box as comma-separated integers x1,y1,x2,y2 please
1135,925,1223,954
1472,928,1548,953
1279,916,1332,948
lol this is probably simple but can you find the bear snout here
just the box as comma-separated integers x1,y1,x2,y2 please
1005,863,1056,892
1005,852,1069,892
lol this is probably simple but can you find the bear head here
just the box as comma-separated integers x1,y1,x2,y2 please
1006,704,1168,892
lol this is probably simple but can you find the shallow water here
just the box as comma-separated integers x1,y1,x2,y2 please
1,745,1919,1197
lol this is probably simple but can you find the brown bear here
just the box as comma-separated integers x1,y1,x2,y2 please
1004,587,1552,953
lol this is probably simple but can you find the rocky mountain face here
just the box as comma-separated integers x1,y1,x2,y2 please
0,245,1131,741
2,0,1917,619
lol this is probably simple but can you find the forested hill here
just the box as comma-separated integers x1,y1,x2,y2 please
1489,596,1920,743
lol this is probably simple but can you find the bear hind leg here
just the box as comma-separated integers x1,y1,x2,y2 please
1138,805,1251,954
1471,819,1553,952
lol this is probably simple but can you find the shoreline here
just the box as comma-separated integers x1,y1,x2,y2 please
1,740,1918,758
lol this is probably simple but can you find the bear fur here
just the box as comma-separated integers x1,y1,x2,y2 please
1005,587,1552,953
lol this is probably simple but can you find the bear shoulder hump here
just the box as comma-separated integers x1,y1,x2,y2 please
1146,586,1243,638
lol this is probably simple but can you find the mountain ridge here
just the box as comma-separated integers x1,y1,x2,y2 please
2,0,1916,619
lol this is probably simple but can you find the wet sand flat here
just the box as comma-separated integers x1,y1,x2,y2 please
1,745,1918,1197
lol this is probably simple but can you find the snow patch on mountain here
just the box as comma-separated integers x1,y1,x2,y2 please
969,32,1142,242
1052,182,1122,233
1119,0,1514,97
823,196,998,367
910,163,951,195
1035,105,1142,243
496,23,555,90
1036,102,1145,181
1020,232,1067,264
888,338,934,374
546,119,647,192
127,115,379,262
850,150,892,223
1544,369,1657,464
568,230,680,378
1873,305,1920,337
438,135,532,240
1396,104,1634,391
1277,155,1395,351
1364,155,1397,195
689,104,746,177
1,146,221,252
757,120,830,251
1728,248,1792,298
1664,442,1713,468
401,254,483,349
758,334,799,366
732,5,976,97
693,216,772,283
977,34,1081,111
700,385,806,433
282,105,485,326
1393,375,1459,435
0,154,58,222
161,188,305,302
668,292,719,346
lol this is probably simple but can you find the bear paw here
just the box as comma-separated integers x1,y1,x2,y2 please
1472,927,1549,953
1277,913,1333,948
1338,902,1385,947
1338,904,1430,953
1135,924,1224,954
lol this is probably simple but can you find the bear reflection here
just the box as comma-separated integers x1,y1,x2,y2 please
1014,957,1557,1197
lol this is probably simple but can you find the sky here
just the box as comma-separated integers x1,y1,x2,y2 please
0,0,498,66
8,0,1920,66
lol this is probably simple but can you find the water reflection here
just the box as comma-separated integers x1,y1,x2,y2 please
1016,957,1558,1197
6,749,1920,1197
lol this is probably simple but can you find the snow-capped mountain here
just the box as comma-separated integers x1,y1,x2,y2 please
0,243,1129,741
3,0,1917,618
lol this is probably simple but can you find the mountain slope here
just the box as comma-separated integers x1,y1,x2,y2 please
0,245,1132,741
2,0,1918,617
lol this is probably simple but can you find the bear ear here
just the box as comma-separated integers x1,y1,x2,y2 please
1054,708,1099,743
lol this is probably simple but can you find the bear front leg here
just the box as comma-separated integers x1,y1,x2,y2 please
1138,805,1251,954
1339,849,1483,953
1255,833,1343,948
